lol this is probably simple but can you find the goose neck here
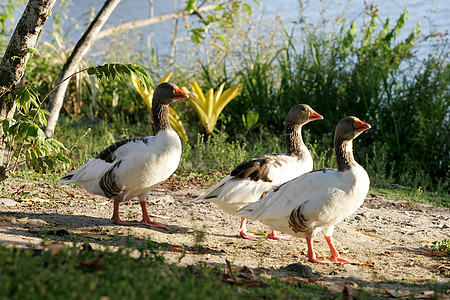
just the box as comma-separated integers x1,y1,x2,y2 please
152,101,171,134
285,123,305,157
334,138,357,171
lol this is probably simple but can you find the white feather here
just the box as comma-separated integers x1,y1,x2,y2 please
196,152,313,214
237,165,370,238
60,130,181,202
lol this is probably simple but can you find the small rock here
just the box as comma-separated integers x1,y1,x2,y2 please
26,219,50,227
354,214,364,221
0,198,17,206
282,263,320,278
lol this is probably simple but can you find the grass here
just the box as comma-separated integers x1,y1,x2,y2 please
369,186,450,208
0,242,333,300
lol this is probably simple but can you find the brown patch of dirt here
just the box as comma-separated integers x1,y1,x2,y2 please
1,174,449,297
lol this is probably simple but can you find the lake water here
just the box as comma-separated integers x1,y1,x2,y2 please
12,0,450,59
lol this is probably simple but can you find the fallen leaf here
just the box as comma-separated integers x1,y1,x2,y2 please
65,191,75,197
79,257,103,270
281,276,309,283
16,217,28,223
422,250,449,257
422,291,434,296
384,288,396,297
360,261,375,267
240,266,254,274
326,281,358,294
45,243,66,255
169,246,190,253
361,231,380,238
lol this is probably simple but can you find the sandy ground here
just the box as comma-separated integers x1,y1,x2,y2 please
1,174,449,298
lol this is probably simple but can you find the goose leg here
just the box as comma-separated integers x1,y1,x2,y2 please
139,200,168,229
305,237,334,264
239,217,259,239
111,201,131,225
267,230,291,241
325,236,357,264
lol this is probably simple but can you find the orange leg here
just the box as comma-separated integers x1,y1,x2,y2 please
111,201,132,225
267,230,291,241
140,201,168,229
306,237,334,264
325,236,357,264
239,217,259,239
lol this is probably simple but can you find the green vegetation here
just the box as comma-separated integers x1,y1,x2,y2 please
432,239,450,255
0,243,332,299
0,1,449,297
2,1,447,195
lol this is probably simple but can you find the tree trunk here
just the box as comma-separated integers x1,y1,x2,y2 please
44,0,121,138
0,0,56,170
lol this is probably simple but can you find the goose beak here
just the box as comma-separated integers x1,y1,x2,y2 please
354,119,371,132
309,108,324,120
173,87,189,100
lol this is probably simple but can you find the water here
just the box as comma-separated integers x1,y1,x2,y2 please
10,0,450,59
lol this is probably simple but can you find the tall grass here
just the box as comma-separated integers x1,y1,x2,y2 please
3,1,447,192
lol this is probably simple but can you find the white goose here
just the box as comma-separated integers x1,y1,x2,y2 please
60,82,188,228
196,104,323,240
238,116,371,264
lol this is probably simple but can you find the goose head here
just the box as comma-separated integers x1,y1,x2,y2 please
335,116,371,141
287,104,324,126
153,82,189,105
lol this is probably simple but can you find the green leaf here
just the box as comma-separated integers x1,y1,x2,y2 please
1,119,10,134
185,0,196,13
242,110,259,130
243,4,251,15
29,109,48,127
17,123,40,139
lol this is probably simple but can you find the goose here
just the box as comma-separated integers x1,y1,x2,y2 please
60,82,188,229
196,104,323,240
237,116,371,264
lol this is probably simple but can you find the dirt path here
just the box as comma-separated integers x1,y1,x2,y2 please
1,175,449,297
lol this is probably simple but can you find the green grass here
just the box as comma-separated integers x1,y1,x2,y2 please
369,186,450,208
0,243,332,300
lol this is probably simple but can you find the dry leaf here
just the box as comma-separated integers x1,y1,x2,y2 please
361,231,380,238
360,261,376,267
326,281,358,294
79,257,103,270
65,191,75,197
422,291,434,296
422,250,449,257
16,217,28,223
281,276,309,283
169,246,189,253
384,288,396,297
45,243,66,255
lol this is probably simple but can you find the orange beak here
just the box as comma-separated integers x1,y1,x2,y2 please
354,119,371,132
173,87,189,100
309,108,324,120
